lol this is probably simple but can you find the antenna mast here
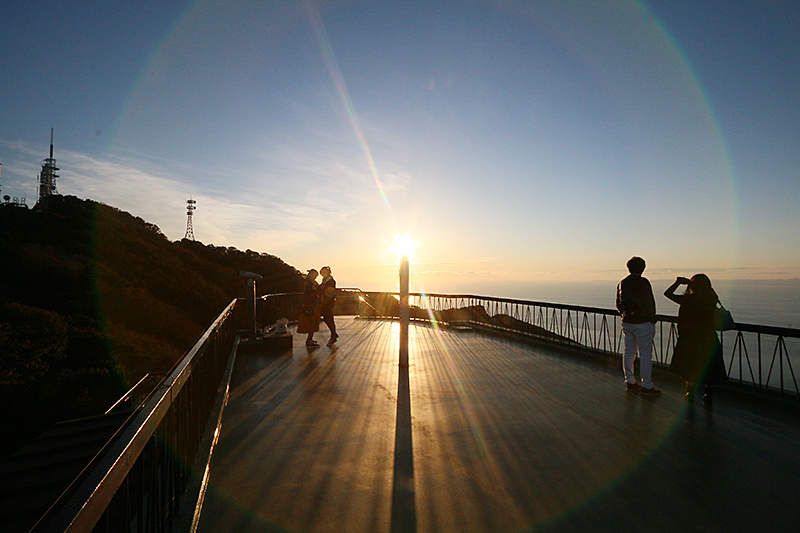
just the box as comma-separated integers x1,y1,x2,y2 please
37,128,59,208
184,198,197,240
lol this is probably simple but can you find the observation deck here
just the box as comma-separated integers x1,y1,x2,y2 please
197,314,800,533
5,293,800,533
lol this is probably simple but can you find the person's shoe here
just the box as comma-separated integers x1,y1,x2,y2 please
703,385,713,404
641,387,661,396
306,340,319,347
626,383,642,393
685,382,696,402
327,337,337,346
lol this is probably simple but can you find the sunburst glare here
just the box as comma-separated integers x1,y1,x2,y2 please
390,233,418,260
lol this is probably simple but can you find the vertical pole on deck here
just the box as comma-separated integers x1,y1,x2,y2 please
399,255,410,367
391,254,416,532
239,271,262,341
247,278,257,341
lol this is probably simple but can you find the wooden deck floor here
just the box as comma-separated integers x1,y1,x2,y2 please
196,317,800,533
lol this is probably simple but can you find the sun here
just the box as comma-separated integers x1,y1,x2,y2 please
390,233,418,260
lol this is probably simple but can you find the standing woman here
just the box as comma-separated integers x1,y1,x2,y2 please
664,274,728,402
318,266,338,346
297,269,320,347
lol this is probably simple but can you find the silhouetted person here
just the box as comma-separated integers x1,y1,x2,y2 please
298,269,320,347
319,266,338,346
664,274,728,402
616,256,660,395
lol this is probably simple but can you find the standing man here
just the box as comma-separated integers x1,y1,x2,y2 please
319,266,338,346
616,256,660,395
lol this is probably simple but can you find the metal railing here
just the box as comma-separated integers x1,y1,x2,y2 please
258,288,363,326
42,298,242,533
262,290,800,398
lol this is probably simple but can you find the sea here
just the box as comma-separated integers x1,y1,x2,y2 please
457,278,800,330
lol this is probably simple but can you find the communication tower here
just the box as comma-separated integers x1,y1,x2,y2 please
37,129,59,208
184,198,197,240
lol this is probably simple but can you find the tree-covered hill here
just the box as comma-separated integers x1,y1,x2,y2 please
0,195,304,458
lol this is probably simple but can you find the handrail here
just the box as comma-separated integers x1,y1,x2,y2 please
42,298,241,533
104,373,152,415
27,407,143,533
261,290,800,398
403,291,800,334
412,293,799,397
103,372,167,415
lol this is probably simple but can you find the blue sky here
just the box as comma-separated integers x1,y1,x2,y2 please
1,0,799,294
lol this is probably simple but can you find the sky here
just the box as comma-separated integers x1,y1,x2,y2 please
2,0,799,296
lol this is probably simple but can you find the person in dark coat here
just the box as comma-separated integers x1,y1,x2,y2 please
318,266,338,346
298,269,320,347
664,274,728,402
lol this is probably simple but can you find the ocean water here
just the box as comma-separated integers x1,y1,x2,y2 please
458,279,800,330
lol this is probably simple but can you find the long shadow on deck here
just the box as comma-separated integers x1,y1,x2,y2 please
197,317,800,533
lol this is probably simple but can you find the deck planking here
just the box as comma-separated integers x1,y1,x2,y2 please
197,317,800,533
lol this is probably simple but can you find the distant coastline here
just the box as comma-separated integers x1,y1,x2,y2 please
438,278,800,330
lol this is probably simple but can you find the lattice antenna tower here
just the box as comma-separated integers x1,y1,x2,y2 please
38,128,59,206
184,198,197,240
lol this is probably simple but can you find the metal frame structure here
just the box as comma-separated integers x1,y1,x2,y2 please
38,129,59,206
184,199,196,241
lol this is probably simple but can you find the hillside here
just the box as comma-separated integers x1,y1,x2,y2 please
0,195,304,458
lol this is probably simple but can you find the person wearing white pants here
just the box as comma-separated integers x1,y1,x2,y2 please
616,256,660,395
622,321,656,391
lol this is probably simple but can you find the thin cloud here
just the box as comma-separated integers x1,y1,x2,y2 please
52,148,345,251
417,269,493,276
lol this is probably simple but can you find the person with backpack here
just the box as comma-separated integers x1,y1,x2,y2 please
616,256,660,395
664,274,729,403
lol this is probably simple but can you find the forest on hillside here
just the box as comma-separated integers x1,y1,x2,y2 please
0,195,304,458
